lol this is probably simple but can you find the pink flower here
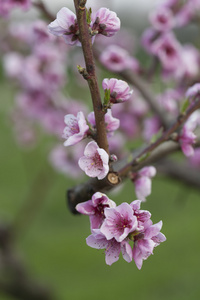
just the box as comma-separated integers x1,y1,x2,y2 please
12,0,31,10
133,167,157,202
84,198,166,268
100,45,140,72
189,148,200,168
142,116,161,142
132,220,166,270
179,46,200,80
76,192,116,229
91,7,120,37
87,109,120,134
49,144,84,178
48,7,80,46
78,141,109,179
141,28,158,54
186,83,200,100
104,109,120,133
149,7,174,32
157,89,181,115
102,78,133,103
179,126,196,157
151,33,182,72
175,1,200,27
63,111,89,147
86,229,132,265
130,200,151,230
178,111,200,157
0,0,31,17
100,203,138,242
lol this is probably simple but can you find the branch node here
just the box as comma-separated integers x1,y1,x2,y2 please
77,65,90,80
79,0,87,9
107,172,121,186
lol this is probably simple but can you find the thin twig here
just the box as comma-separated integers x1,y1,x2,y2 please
121,69,171,128
32,1,55,22
156,159,200,189
118,98,200,177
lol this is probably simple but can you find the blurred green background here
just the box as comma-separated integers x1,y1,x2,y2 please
0,76,200,300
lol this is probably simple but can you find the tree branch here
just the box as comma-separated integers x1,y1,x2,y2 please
118,98,200,177
32,1,55,22
67,94,200,213
156,159,200,189
120,69,172,128
74,0,109,153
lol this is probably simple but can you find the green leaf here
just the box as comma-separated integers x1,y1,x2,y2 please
86,7,92,25
103,89,111,106
150,127,163,144
180,98,190,114
136,152,150,163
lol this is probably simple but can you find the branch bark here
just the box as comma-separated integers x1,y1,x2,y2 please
74,0,109,153
118,98,200,177
156,159,200,189
33,1,55,22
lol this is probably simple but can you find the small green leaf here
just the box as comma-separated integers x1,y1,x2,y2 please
180,98,190,114
150,127,163,144
86,7,92,25
127,154,133,164
136,152,150,163
104,89,111,106
77,65,83,72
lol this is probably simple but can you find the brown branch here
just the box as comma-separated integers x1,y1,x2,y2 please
120,69,172,128
66,141,180,213
74,0,109,153
32,1,55,22
118,98,200,177
156,159,200,189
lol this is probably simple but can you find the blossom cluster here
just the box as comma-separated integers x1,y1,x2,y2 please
141,1,200,81
62,77,133,179
48,7,120,46
76,192,166,269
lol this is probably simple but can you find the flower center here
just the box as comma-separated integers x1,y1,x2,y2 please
92,152,103,168
69,120,79,135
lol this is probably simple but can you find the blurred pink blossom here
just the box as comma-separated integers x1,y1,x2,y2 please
151,33,182,72
149,6,174,32
63,112,89,147
133,166,157,202
100,45,139,72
